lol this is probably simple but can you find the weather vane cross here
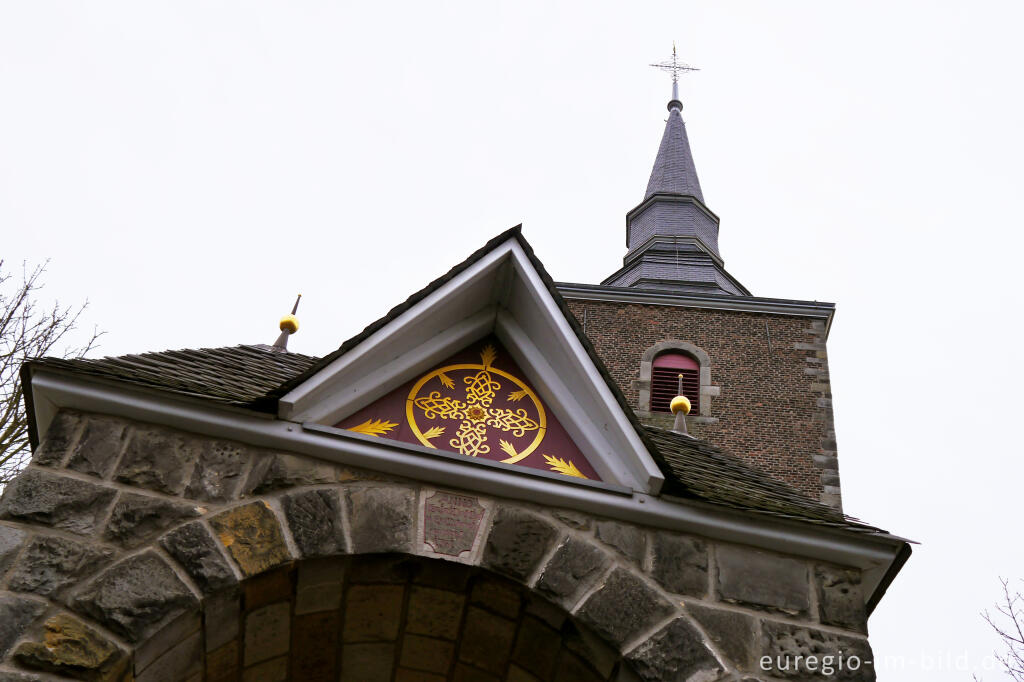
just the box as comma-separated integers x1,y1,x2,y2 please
650,42,699,83
650,43,698,108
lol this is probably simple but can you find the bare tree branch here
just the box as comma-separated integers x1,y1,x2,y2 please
982,577,1024,681
0,260,101,487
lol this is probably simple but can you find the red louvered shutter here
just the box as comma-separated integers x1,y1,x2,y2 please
651,353,700,414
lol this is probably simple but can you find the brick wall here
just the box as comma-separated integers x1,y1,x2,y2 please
566,299,840,507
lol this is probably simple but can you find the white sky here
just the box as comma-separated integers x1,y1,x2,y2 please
2,2,1022,679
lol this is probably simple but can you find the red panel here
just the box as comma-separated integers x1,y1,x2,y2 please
333,336,601,481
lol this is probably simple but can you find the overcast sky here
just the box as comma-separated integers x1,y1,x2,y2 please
3,2,1022,678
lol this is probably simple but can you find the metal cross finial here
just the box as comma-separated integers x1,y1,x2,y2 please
650,43,698,109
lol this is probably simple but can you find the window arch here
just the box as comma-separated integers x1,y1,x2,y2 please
651,352,700,414
638,340,718,417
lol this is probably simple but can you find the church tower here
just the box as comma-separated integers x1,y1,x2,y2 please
603,48,748,295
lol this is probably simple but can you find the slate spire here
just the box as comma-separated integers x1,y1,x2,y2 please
603,52,749,296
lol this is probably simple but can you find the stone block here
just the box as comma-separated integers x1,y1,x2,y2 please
32,411,82,467
244,602,291,666
295,557,344,615
343,584,405,643
159,521,238,595
13,613,127,681
814,564,866,633
686,603,758,670
400,634,455,674
470,576,522,619
104,492,202,548
0,594,47,657
7,535,114,598
760,621,875,680
562,620,620,679
244,452,340,494
205,640,239,682
553,509,592,530
136,630,202,682
406,586,466,640
347,486,415,554
204,593,240,652
242,656,288,682
243,567,293,611
536,537,609,606
452,664,501,682
649,532,707,597
626,617,722,682
135,611,201,673
576,568,674,648
282,488,346,557
595,520,646,564
554,654,603,682
0,525,27,576
395,669,447,682
65,416,128,478
0,469,117,535
457,607,516,675
114,426,196,495
184,440,248,502
716,545,809,615
511,616,559,680
290,611,340,681
209,502,291,577
341,642,396,682
481,508,558,582
72,552,197,643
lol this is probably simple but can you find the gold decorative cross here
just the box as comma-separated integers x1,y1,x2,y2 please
411,345,541,458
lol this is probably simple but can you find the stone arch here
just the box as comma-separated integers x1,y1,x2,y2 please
0,410,738,681
638,339,718,418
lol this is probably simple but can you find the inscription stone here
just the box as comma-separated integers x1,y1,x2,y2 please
422,492,485,557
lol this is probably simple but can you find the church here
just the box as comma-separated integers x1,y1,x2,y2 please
0,54,908,681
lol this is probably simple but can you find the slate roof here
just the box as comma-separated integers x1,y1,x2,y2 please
645,107,704,202
26,345,318,412
23,227,879,535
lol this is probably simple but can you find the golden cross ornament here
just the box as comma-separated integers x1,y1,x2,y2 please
405,344,547,462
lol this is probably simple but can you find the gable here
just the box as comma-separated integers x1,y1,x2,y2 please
335,336,601,481
277,229,665,493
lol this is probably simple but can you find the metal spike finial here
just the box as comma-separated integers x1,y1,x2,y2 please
271,294,302,352
650,43,699,111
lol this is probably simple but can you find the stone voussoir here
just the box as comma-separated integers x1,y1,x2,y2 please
575,567,676,648
0,469,117,536
208,501,292,577
159,521,239,595
282,488,347,558
12,612,128,681
71,551,198,643
346,486,416,555
481,507,558,583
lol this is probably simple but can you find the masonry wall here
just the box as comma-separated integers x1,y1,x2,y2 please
0,411,873,681
566,299,840,507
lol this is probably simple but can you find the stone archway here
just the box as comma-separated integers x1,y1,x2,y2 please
0,411,748,681
133,553,632,681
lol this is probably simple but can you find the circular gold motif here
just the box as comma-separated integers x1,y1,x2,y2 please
406,363,547,463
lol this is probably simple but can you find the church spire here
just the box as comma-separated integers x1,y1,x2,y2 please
602,47,749,297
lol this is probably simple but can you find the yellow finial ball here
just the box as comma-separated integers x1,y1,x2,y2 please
670,395,691,415
279,314,299,334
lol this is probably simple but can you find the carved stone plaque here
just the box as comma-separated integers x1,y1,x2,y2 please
423,492,486,557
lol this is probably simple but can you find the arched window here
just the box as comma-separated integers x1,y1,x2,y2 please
651,352,700,413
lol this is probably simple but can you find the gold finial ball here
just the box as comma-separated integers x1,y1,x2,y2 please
670,395,691,415
279,314,299,334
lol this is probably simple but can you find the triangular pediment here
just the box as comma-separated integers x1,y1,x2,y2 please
278,229,664,493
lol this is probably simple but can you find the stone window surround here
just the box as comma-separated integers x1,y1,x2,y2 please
638,340,719,419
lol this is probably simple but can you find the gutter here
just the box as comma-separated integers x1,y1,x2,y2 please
25,369,909,612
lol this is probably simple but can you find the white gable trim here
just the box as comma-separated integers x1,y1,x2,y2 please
278,236,665,493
